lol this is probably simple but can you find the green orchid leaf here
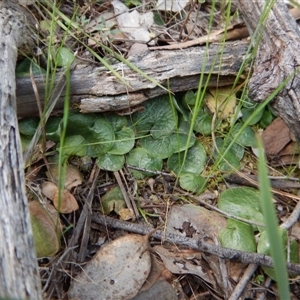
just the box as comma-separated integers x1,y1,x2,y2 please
108,127,135,155
215,137,244,161
105,114,128,131
153,12,164,25
169,119,196,153
182,90,197,108
19,118,39,136
290,239,299,264
97,153,124,172
140,119,196,159
241,107,264,125
86,118,115,156
20,134,32,152
16,58,46,77
126,147,162,179
66,111,96,136
219,219,256,252
101,186,126,215
257,228,288,280
132,96,178,139
167,141,206,175
214,137,244,171
179,172,206,194
259,109,274,129
46,116,62,142
59,135,87,158
242,96,256,109
218,187,264,229
56,47,74,67
193,110,213,135
172,96,189,122
232,122,256,147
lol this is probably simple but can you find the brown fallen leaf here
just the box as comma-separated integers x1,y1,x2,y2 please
153,245,215,286
68,233,152,300
29,201,62,258
41,181,79,213
206,86,236,119
46,164,83,190
262,117,291,156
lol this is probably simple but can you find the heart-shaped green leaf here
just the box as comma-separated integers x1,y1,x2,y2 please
86,118,115,156
59,135,87,158
179,172,206,194
126,148,162,178
218,187,264,229
132,96,178,139
167,140,206,175
108,127,135,155
97,153,125,171
219,219,256,252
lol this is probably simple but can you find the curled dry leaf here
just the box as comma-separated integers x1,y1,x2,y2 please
29,201,62,258
153,245,215,286
46,164,83,190
68,234,152,300
42,181,79,213
119,208,134,221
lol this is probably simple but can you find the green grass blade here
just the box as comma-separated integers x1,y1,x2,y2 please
257,135,290,300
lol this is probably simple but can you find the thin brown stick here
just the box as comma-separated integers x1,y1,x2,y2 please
91,214,300,275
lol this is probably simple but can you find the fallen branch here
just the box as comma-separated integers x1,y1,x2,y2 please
0,0,41,298
91,214,300,275
16,41,249,118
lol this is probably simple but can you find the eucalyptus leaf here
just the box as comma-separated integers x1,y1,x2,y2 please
179,172,206,194
126,148,162,179
108,127,135,155
97,153,125,172
218,187,264,229
86,118,115,156
219,219,256,252
59,135,87,158
132,96,178,139
167,141,206,175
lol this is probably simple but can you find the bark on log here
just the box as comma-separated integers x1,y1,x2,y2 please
237,0,300,141
0,1,41,299
16,41,249,118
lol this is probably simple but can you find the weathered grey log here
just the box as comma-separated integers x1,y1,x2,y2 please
16,41,249,117
0,1,42,299
237,0,300,141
